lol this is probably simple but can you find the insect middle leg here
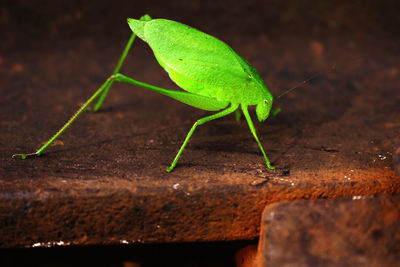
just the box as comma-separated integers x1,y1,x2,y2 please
235,109,242,121
166,103,239,172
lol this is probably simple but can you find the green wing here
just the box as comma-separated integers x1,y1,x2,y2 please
142,19,253,99
127,18,270,105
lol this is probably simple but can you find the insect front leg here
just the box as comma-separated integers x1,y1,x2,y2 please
241,104,275,170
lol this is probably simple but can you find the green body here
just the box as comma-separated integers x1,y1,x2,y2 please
13,14,278,172
128,18,273,120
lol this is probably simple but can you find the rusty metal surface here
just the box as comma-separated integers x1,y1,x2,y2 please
1,0,400,248
257,195,400,267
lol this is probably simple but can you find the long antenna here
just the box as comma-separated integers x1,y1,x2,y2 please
277,71,327,99
276,56,364,99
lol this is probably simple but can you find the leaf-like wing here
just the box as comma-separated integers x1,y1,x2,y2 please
143,19,251,99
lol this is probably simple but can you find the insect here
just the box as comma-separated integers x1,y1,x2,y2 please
13,14,281,172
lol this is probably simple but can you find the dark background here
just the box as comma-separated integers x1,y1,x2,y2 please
1,0,399,46
1,0,399,266
1,0,399,81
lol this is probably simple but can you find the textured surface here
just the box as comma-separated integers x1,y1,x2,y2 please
1,0,400,248
394,146,400,176
257,195,400,267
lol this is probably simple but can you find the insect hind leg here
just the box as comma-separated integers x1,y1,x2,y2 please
12,75,119,159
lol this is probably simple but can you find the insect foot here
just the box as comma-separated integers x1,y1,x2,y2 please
266,162,275,170
12,152,39,159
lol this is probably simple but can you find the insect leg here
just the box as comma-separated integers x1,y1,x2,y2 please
235,109,242,122
113,74,229,111
12,76,117,159
93,15,150,111
92,33,136,111
12,73,228,159
166,103,239,172
241,104,275,170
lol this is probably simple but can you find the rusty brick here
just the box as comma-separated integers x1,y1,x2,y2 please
235,244,258,267
257,195,400,267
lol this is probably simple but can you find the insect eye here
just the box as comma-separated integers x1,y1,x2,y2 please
264,99,269,104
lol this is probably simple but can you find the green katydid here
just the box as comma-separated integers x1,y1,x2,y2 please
13,14,281,172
